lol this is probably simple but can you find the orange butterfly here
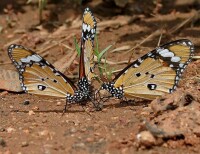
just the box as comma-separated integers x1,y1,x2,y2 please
8,7,97,111
100,39,194,100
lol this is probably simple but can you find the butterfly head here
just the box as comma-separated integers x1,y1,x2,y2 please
101,82,124,99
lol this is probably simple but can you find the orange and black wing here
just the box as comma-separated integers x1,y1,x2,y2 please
109,39,194,100
79,7,97,81
8,44,77,98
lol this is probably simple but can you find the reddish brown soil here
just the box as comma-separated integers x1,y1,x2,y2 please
0,0,200,153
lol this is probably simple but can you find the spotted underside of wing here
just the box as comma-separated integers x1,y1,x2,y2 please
114,39,194,100
8,44,76,98
84,39,94,80
81,7,97,81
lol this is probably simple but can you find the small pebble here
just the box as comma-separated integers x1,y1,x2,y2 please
7,127,15,133
94,132,100,136
32,106,39,110
0,127,5,132
70,128,77,133
137,131,156,148
72,142,85,148
23,129,30,134
86,137,94,142
9,105,14,109
0,137,6,147
28,110,35,115
23,100,30,105
56,102,62,106
39,130,49,136
21,141,29,147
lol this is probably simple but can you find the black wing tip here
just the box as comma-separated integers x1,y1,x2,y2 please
7,44,22,52
174,39,194,47
7,44,17,55
83,7,96,23
8,44,16,50
84,7,92,13
84,7,90,11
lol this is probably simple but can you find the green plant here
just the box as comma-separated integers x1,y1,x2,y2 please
27,0,47,23
94,35,112,80
74,35,113,81
74,37,81,56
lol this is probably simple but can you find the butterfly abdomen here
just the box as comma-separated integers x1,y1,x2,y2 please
102,82,124,99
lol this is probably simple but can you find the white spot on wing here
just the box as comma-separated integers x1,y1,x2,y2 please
83,23,87,32
171,56,181,62
182,42,187,45
151,85,156,89
21,54,42,63
87,24,91,32
158,49,174,57
179,63,184,67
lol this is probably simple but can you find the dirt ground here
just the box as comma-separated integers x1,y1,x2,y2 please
0,0,200,153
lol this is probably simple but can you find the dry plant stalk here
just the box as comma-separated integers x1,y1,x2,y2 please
127,10,200,63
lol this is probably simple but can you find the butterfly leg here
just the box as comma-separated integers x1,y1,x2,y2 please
62,101,69,115
93,89,105,110
94,88,117,110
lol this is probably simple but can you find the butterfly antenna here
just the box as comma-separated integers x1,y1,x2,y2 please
88,94,101,110
95,88,113,109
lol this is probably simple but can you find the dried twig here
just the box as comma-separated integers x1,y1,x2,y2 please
98,15,141,28
57,51,77,73
103,69,123,76
94,56,134,65
53,52,73,71
169,10,200,34
3,36,24,48
126,11,200,63
38,34,74,54
126,29,162,63
144,121,184,139
111,45,131,53
192,56,200,60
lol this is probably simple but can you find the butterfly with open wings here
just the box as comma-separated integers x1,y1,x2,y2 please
7,7,97,111
100,39,194,101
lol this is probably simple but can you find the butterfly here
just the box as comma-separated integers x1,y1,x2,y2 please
81,7,97,82
100,39,194,100
7,7,97,111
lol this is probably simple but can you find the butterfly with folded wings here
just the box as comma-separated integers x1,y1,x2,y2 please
7,7,97,111
100,39,194,101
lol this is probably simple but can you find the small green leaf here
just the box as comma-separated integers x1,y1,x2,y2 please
98,44,112,62
95,35,99,55
74,37,81,56
107,68,114,80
